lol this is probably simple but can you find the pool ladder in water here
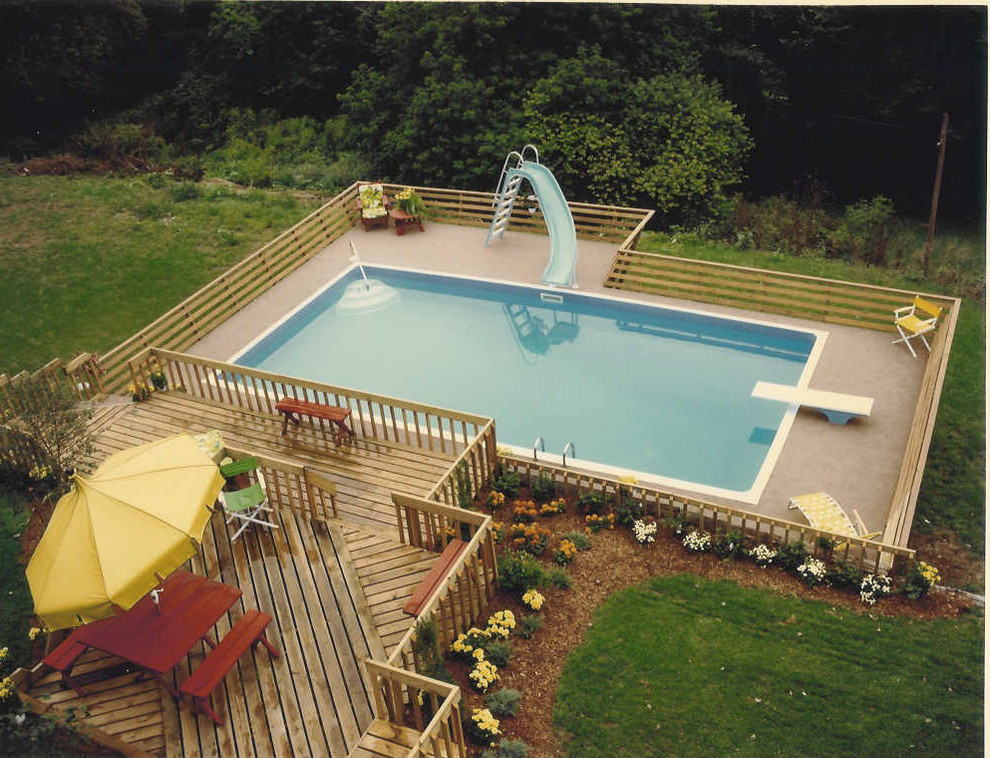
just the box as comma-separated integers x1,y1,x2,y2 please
535,437,575,466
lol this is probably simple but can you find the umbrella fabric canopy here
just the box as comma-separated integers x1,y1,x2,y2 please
27,434,224,630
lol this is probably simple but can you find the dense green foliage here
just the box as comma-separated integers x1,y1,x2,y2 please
0,175,320,373
0,493,32,669
1,3,985,218
555,575,984,757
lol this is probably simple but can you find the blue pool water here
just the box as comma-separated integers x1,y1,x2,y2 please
236,267,819,495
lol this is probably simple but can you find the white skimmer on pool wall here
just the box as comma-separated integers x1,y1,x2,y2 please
232,266,827,503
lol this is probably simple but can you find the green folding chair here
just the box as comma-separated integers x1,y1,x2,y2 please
218,457,279,541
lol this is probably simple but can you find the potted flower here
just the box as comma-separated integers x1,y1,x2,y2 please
393,187,426,217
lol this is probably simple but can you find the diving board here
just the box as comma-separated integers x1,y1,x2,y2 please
751,381,873,425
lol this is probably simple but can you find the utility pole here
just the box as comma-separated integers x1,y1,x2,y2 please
923,112,949,276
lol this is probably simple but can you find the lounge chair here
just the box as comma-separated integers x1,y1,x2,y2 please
357,182,389,231
788,492,880,541
751,381,873,425
218,457,279,541
892,295,942,357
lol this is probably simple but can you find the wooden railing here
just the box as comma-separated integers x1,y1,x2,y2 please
92,183,362,394
884,298,961,546
389,494,498,660
364,659,467,758
380,183,653,246
604,248,957,332
501,455,916,573
128,348,491,457
427,419,498,507
224,444,338,522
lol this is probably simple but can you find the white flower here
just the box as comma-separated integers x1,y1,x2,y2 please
796,558,827,586
683,530,711,553
749,544,777,567
859,572,892,605
632,519,657,545
14,713,26,726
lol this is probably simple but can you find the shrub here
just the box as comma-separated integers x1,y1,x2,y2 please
521,589,545,611
776,541,808,571
469,658,499,692
547,568,572,589
584,513,615,533
483,640,513,668
903,561,940,599
515,614,543,639
484,688,522,718
576,491,607,515
464,707,501,745
825,560,863,590
531,472,557,502
492,470,521,498
748,543,777,568
450,628,491,663
859,573,892,606
711,530,746,560
539,498,566,517
615,495,644,528
481,739,531,758
511,501,538,523
506,523,551,556
796,557,827,587
632,518,657,545
560,531,591,551
682,530,711,553
486,490,506,512
169,182,200,202
484,610,517,640
497,552,547,595
553,538,577,566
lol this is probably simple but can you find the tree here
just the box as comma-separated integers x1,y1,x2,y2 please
525,51,751,226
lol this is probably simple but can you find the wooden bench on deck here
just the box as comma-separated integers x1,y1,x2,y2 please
40,630,89,691
275,397,355,444
402,539,468,616
179,610,278,725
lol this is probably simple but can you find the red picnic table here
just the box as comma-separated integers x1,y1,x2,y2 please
60,569,241,697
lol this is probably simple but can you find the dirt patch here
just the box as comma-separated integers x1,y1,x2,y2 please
448,499,976,758
19,496,55,564
910,529,985,594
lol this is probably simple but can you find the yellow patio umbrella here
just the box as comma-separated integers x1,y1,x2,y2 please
27,434,225,630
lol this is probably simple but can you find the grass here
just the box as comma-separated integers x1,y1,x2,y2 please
638,232,986,557
0,175,322,374
555,574,984,758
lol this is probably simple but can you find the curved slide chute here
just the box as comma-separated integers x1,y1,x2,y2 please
507,161,578,288
486,146,578,288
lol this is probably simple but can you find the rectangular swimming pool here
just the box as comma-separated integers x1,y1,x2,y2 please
233,266,825,502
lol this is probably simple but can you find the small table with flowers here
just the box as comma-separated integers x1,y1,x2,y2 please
388,207,425,236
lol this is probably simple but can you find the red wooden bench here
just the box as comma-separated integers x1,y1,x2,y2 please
180,610,278,725
41,630,89,690
275,397,355,445
402,539,468,616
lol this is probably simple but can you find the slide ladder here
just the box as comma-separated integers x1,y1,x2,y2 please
486,146,578,288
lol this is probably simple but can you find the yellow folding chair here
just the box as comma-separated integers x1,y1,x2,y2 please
892,295,942,357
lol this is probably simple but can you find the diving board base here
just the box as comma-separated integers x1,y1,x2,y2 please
752,381,873,425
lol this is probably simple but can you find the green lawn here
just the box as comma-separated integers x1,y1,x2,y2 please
637,233,986,559
0,175,322,374
555,574,984,758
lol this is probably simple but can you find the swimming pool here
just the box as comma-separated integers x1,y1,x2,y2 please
233,266,826,502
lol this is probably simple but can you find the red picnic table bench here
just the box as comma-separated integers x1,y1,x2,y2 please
275,397,355,445
40,570,277,725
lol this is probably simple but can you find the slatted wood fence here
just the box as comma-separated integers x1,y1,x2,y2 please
128,348,492,458
352,495,497,757
501,455,915,573
426,419,498,508
223,444,338,522
605,248,957,331
380,183,653,248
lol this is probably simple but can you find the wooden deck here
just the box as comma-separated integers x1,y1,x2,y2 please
21,391,449,758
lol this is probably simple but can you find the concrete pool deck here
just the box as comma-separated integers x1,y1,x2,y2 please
188,222,927,538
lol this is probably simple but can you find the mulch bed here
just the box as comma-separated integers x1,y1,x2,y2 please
446,494,975,758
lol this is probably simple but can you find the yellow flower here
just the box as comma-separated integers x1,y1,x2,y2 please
28,627,42,641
